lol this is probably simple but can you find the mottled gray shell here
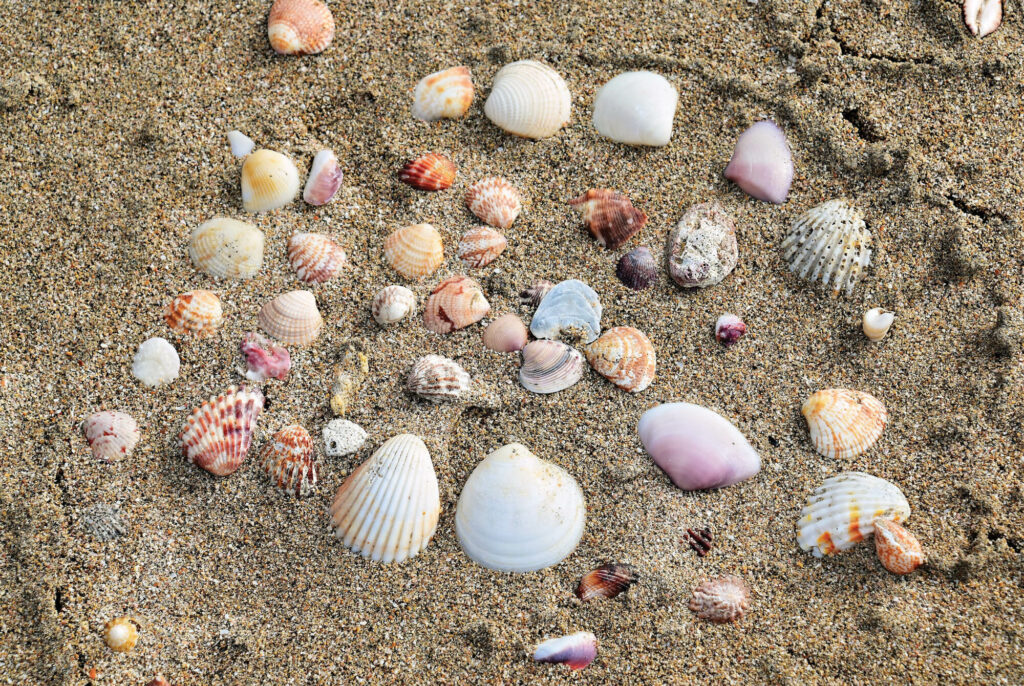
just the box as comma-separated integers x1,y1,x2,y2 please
666,202,738,288
529,280,602,343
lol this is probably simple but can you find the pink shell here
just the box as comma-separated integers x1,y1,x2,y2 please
82,411,140,462
423,275,490,334
688,575,749,623
482,314,527,352
303,150,343,205
465,176,521,229
287,232,346,283
723,120,793,204
533,632,598,670
261,424,318,497
715,313,747,346
240,332,291,381
457,226,507,268
180,385,264,476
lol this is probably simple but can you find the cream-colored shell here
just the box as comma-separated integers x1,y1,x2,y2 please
258,290,323,345
241,149,300,213
802,388,887,459
484,60,571,139
104,617,139,652
412,66,474,121
584,326,656,393
592,71,678,147
189,218,265,280
782,200,872,296
862,308,895,342
384,223,444,279
371,285,416,325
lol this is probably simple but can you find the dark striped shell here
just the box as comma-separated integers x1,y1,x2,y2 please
615,246,657,290
575,563,638,601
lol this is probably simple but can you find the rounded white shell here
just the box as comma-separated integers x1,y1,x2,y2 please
796,472,910,557
241,149,301,213
529,279,602,343
782,200,872,296
258,290,323,345
484,60,571,139
329,434,441,563
131,337,180,387
189,218,265,280
592,71,678,146
455,443,585,573
862,308,895,342
371,285,416,325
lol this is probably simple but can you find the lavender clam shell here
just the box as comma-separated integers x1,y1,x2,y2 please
723,120,793,204
533,631,598,670
638,403,761,490
303,150,343,206
529,279,602,343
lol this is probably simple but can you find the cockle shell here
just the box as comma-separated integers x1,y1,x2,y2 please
227,130,255,158
411,66,474,122
616,247,657,291
688,575,749,624
484,60,571,139
241,149,301,213
576,564,638,602
530,279,602,343
398,153,456,191
423,275,490,333
104,617,139,653
520,279,554,306
592,71,678,147
240,332,290,381
874,518,924,575
406,354,471,402
164,290,223,337
384,223,444,279
584,326,656,393
666,202,738,289
329,434,441,562
82,411,140,462
519,340,584,394
801,389,887,459
715,313,746,347
482,314,527,352
288,232,346,283
322,419,367,457
782,200,872,296
465,177,522,229
267,0,335,55
569,189,647,249
638,402,761,490
189,218,265,280
533,632,597,671
458,227,507,268
260,424,317,497
964,0,1002,38
81,503,127,541
862,308,894,342
258,290,323,345
455,443,586,573
132,337,180,387
724,120,794,204
302,149,343,205
371,285,416,325
796,472,910,557
181,385,264,477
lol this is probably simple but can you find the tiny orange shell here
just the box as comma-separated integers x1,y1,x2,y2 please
164,290,223,337
399,153,456,191
873,518,924,575
584,326,656,392
465,177,521,229
267,0,335,56
423,275,490,334
458,227,507,268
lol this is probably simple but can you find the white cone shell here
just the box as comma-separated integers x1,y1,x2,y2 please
484,60,571,139
592,71,678,147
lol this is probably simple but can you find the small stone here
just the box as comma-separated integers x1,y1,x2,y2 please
323,419,367,457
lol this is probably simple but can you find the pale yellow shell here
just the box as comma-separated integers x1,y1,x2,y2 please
104,617,139,653
412,66,474,121
258,290,323,345
241,149,300,213
383,223,444,279
801,389,888,459
584,326,656,392
189,218,265,280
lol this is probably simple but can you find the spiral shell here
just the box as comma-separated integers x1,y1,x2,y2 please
482,314,527,352
258,290,323,345
411,66,474,122
465,177,521,229
576,564,638,602
584,326,655,392
406,354,470,402
132,337,180,387
423,275,490,334
398,153,456,191
384,223,444,279
458,227,507,268
862,308,895,342
371,285,416,325
267,0,335,55
484,60,571,139
782,200,872,296
288,232,346,283
260,424,317,497
104,617,139,653
164,290,223,337
533,632,598,671
874,518,924,575
189,217,264,280
181,385,264,477
241,149,301,213
688,575,749,624
302,149,343,205
615,247,657,291
82,411,140,462
239,332,291,381
519,340,584,394
802,389,887,459
569,189,647,249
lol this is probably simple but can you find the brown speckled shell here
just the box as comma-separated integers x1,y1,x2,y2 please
570,188,647,249
458,227,507,268
164,290,223,337
688,575,749,623
287,233,346,283
465,177,521,229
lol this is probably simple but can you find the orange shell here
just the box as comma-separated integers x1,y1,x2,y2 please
384,223,444,279
873,518,924,575
267,0,335,55
288,232,346,283
398,153,456,191
584,326,656,392
465,177,521,229
458,226,507,268
569,189,647,249
164,290,223,337
423,275,490,334
261,424,318,497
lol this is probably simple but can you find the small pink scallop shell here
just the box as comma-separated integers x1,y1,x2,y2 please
261,424,318,497
239,332,291,381
482,314,527,352
302,150,343,205
82,411,140,462
180,385,264,476
287,232,346,283
723,120,793,204
688,575,749,623
267,0,335,56
533,632,597,670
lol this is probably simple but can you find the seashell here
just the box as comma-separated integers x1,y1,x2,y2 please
533,632,597,670
464,177,522,229
873,517,924,575
239,332,290,381
260,424,317,497
398,152,456,191
189,217,265,280
638,402,761,490
329,343,369,415
423,275,490,333
241,149,300,213
529,279,602,343
458,226,507,268
267,0,335,55
862,308,894,342
520,279,554,306
482,314,527,352
302,149,343,205
164,290,223,337
411,66,474,122
576,564,638,602
180,385,264,477
384,223,444,279
796,472,910,557
802,388,888,459
80,503,127,541
666,202,738,289
616,246,657,291
592,71,678,146
104,617,139,653
964,0,1002,38
584,326,656,393
329,434,441,562
569,189,647,249
519,340,585,394
688,575,749,623
715,313,746,347
782,200,872,296
146,677,171,686
371,285,416,325
258,290,323,345
323,419,367,457
287,232,346,283
484,60,571,139
227,130,255,158
723,120,794,204
455,442,586,572
132,337,180,387
82,411,140,462
406,354,470,402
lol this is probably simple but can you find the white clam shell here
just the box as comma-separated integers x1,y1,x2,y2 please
371,285,416,325
189,217,265,280
862,308,895,342
529,279,602,343
258,290,323,345
241,149,300,213
592,71,678,146
782,200,872,296
484,60,571,139
519,340,584,394
302,149,343,206
131,337,180,387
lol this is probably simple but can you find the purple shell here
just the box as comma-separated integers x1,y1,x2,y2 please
616,246,657,290
303,150,343,206
240,332,291,381
723,120,793,204
715,313,747,346
533,632,597,670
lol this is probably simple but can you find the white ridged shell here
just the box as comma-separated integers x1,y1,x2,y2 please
802,389,888,459
592,71,678,147
371,285,416,325
131,337,180,387
82,411,140,462
258,291,323,345
483,60,571,139
189,218,265,280
241,149,300,213
782,200,872,296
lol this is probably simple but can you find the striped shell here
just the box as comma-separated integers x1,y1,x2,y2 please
371,285,416,325
874,518,925,575
104,617,139,653
258,290,323,345
302,149,343,205
616,246,657,291
423,275,490,334
688,575,749,624
482,314,527,352
458,227,507,268
519,340,584,394
384,223,444,279
576,564,638,602
584,326,655,392
82,411,140,462
520,279,554,306
260,424,317,497
267,0,335,55
239,332,291,381
406,354,470,402
533,632,598,671
329,434,441,562
164,290,223,337
180,385,264,477
782,200,872,296
484,60,571,139
398,153,456,191
288,232,346,283
241,149,301,213
569,189,647,249
411,66,474,122
465,177,521,229
189,217,265,280
802,389,887,459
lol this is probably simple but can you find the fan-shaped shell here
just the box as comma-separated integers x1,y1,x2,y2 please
398,153,456,191
874,518,924,575
484,60,571,139
303,149,343,205
576,564,638,602
384,223,444,279
411,66,474,121
519,340,584,394
458,227,507,268
189,218,265,280
239,332,291,381
241,149,300,213
465,177,521,229
529,279,602,343
584,326,656,393
482,314,527,352
802,388,887,459
258,290,323,345
688,575,749,624
569,189,647,249
616,247,657,291
267,0,335,55
782,200,872,296
260,424,317,497
329,434,441,562
82,411,140,462
533,632,598,671
666,202,738,289
132,337,180,387
180,385,264,477
520,279,554,306
371,285,416,325
592,71,678,146
455,443,585,573
164,290,223,337
104,617,139,653
406,354,470,402
423,275,490,333
288,232,346,283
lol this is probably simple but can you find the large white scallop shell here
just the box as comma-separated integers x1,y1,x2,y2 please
592,71,678,147
241,149,301,213
258,290,323,345
782,200,872,296
483,60,571,139
189,218,265,280
802,389,888,459
529,279,602,343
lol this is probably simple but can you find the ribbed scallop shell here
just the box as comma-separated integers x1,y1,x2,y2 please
189,217,265,280
371,285,416,325
584,326,655,393
180,385,264,477
267,0,335,55
458,226,507,268
519,340,584,394
398,153,456,191
874,518,924,574
484,60,571,139
796,472,910,557
406,354,471,402
802,389,887,459
465,177,522,229
569,189,647,249
520,279,554,306
782,200,872,296
482,314,527,352
576,564,638,602
132,337,180,387
241,149,300,213
329,434,441,562
164,290,223,337
260,424,317,497
423,275,490,333
384,223,444,279
258,290,323,345
530,279,602,343
82,411,140,462
240,332,291,381
104,617,139,653
592,71,678,147
616,247,657,291
688,575,750,624
302,149,343,205
288,232,346,283
533,632,598,671
411,66,474,121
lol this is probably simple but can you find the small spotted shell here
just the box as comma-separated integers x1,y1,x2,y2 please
406,354,471,402
384,223,444,279
241,149,301,213
82,411,140,462
181,385,265,477
258,290,323,345
584,326,656,393
482,314,527,352
189,217,265,280
569,189,647,249
411,66,474,122
267,0,335,55
371,285,416,325
288,232,346,283
164,290,223,337
398,153,456,191
873,518,924,575
465,177,521,229
458,226,507,268
688,575,749,623
104,617,139,652
261,424,318,497
802,388,887,459
423,275,490,334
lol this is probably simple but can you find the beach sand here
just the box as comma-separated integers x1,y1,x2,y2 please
0,0,1022,683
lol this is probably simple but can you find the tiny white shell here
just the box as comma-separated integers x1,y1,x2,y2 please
371,285,416,325
484,60,571,139
862,308,895,342
132,337,180,387
227,130,255,158
322,419,367,457
592,71,678,147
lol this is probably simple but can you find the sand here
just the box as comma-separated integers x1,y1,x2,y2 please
1,0,1022,683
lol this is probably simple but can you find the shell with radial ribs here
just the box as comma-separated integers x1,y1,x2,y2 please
584,326,655,392
329,434,441,562
411,66,474,121
874,517,924,574
688,575,749,623
484,60,571,139
533,632,598,671
576,564,638,601
104,617,139,653
802,389,887,459
267,0,335,55
241,149,301,213
303,149,343,205
164,290,223,337
423,275,490,333
530,279,602,343
258,290,323,345
520,279,554,306
288,233,346,283
82,411,140,462
666,202,738,288
239,332,291,381
407,354,470,402
458,227,507,268
482,314,527,352
616,247,657,291
399,153,456,191
782,200,872,296
384,223,444,279
465,177,522,229
132,337,180,387
371,285,416,325
261,424,317,497
519,340,585,394
569,189,647,249
189,217,265,280
180,385,265,476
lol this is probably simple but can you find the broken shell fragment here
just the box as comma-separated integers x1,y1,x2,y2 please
724,120,793,204
132,337,180,387
584,326,656,393
104,617,139,653
801,389,888,459
873,517,924,575
82,411,140,462
398,153,456,191
258,290,323,345
302,149,343,205
964,0,1002,38
406,354,471,402
241,149,301,213
240,332,291,382
519,340,585,394
529,279,602,343
330,343,369,415
465,176,522,229
267,0,335,55
181,385,264,476
323,419,367,457
666,202,738,289
288,232,346,283
569,188,647,249
688,575,749,624
189,217,265,280
227,130,255,158
458,226,507,268
592,71,678,147
862,308,894,342
411,66,474,122
423,275,490,333
616,247,657,291
520,279,554,306
260,424,317,497
384,223,444,279
371,285,416,325
482,314,528,352
533,632,598,671
484,60,571,139
164,290,223,338
576,564,638,602
782,200,872,296
715,313,746,347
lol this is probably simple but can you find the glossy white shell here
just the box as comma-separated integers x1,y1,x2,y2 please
782,200,872,296
227,130,255,158
862,308,895,342
592,71,678,146
529,279,602,343
131,337,180,387
189,217,265,280
484,60,571,139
